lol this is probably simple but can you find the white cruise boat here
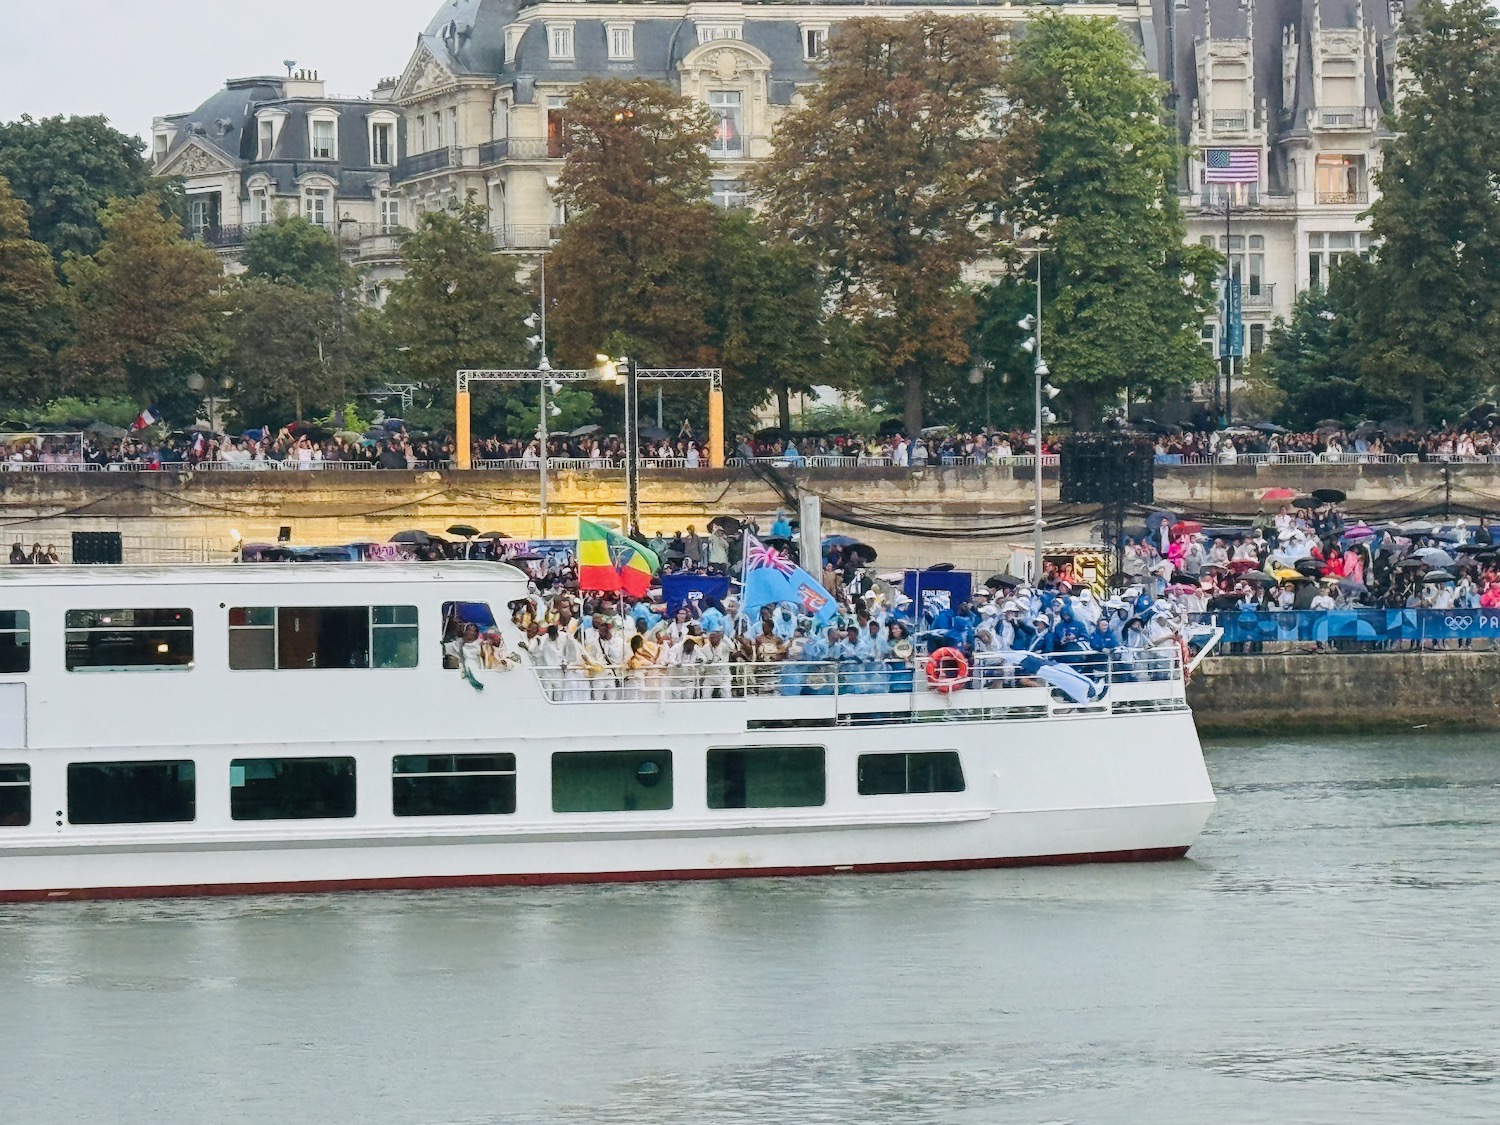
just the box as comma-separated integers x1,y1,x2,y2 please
0,562,1215,902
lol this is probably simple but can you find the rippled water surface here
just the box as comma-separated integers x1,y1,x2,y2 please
4,735,1500,1123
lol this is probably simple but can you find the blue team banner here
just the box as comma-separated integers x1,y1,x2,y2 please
1192,609,1500,644
662,573,731,616
903,570,974,626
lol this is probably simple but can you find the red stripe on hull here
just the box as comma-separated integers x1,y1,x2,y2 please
0,846,1190,903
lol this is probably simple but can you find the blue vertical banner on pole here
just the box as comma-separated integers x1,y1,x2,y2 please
1220,278,1244,359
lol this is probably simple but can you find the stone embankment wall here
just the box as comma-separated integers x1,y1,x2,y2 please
1189,651,1500,734
0,462,1495,570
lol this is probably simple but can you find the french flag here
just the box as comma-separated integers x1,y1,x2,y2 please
130,406,162,431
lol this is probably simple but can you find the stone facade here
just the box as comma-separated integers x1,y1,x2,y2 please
152,70,408,291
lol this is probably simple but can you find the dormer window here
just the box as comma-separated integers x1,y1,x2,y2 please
258,120,275,160
802,26,828,60
548,23,575,61
154,133,170,162
505,24,525,66
607,22,634,61
369,111,398,167
698,24,742,44
309,113,339,161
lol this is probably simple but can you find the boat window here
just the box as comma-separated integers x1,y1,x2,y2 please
552,750,672,813
857,752,965,796
65,609,194,671
230,756,356,820
0,611,30,673
393,753,516,817
228,607,419,670
441,602,497,667
707,746,825,809
0,763,29,826
67,761,196,825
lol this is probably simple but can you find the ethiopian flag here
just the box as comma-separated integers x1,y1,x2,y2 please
577,518,660,597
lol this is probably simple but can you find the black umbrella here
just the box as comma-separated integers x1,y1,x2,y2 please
1422,569,1456,583
1294,558,1325,575
390,530,434,545
985,574,1023,589
477,531,508,540
639,424,672,442
570,424,602,438
1251,421,1288,434
1292,495,1321,509
1312,488,1347,504
1242,570,1278,585
446,524,480,539
1395,557,1425,569
708,515,743,535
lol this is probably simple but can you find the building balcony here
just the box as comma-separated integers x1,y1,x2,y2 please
1315,189,1369,206
1242,283,1275,309
1210,111,1250,135
491,225,565,250
1191,187,1295,212
478,138,556,165
1311,106,1374,131
186,224,253,250
392,147,454,184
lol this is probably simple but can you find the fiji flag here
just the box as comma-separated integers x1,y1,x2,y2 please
130,405,163,431
742,534,837,627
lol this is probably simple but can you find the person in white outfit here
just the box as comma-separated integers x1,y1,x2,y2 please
695,629,734,699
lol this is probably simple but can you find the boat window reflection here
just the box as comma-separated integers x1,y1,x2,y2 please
67,761,196,825
0,611,30,674
0,763,29,826
230,756,356,820
228,607,418,670
393,754,516,817
65,609,193,671
857,752,966,796
707,747,826,809
552,751,673,813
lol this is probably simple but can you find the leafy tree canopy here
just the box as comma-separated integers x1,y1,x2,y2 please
753,16,1026,434
222,277,351,424
0,115,152,263
61,195,224,418
0,174,65,408
1351,0,1500,425
1006,13,1217,427
241,215,346,291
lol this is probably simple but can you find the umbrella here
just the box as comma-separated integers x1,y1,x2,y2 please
1251,422,1288,434
477,531,508,540
1422,569,1456,583
1343,524,1376,540
1395,558,1425,569
1416,547,1456,568
985,574,1023,589
638,424,672,442
823,535,864,548
1262,487,1298,501
1336,578,1367,593
1292,495,1321,509
1271,567,1302,581
708,515,743,535
447,524,480,539
1227,559,1260,573
1171,520,1203,536
85,421,128,439
570,424,602,438
1242,571,1278,585
1316,419,1345,429
382,419,406,431
390,530,434,545
334,430,363,443
1312,488,1347,504
1294,558,1325,575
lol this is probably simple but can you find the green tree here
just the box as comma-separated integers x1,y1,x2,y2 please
61,195,224,416
754,16,1024,435
708,210,837,433
380,195,534,429
1005,14,1218,428
0,115,152,263
547,79,719,370
0,174,65,408
1351,0,1500,425
222,278,349,423
241,215,346,291
1256,262,1394,429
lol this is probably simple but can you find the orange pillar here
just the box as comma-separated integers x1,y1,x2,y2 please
708,385,725,468
455,390,472,469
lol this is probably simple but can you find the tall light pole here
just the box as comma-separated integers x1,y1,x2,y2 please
1017,249,1056,581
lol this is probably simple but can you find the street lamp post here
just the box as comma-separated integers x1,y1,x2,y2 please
1016,249,1057,582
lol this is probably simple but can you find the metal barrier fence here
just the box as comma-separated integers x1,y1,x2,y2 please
1190,608,1500,647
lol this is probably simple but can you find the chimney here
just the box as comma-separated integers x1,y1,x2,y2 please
284,68,326,99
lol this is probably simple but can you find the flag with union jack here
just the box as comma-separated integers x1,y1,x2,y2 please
741,534,837,626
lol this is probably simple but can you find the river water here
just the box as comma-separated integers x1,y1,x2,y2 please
3,734,1499,1124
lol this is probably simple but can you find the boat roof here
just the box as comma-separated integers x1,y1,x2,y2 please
0,562,531,589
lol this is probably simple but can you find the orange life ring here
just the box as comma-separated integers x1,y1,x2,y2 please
925,646,969,693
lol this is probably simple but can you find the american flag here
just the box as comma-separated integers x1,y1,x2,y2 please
1204,148,1259,184
744,536,796,576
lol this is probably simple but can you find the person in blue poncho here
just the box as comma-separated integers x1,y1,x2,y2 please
698,599,728,637
931,600,978,651
770,509,793,539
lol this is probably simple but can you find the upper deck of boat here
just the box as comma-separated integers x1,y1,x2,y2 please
0,562,530,591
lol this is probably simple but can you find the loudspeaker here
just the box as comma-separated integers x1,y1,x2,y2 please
1059,435,1155,506
71,531,123,565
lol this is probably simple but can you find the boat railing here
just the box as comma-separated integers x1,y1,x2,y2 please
524,646,1184,710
